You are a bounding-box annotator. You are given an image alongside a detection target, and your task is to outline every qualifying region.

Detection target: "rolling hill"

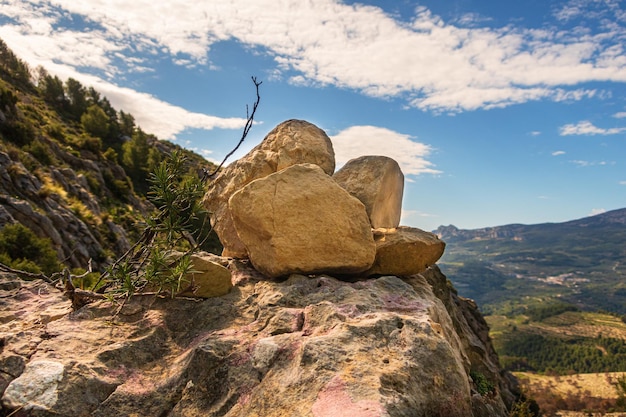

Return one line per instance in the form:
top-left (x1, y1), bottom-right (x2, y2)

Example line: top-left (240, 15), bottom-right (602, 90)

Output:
top-left (435, 208), bottom-right (626, 315)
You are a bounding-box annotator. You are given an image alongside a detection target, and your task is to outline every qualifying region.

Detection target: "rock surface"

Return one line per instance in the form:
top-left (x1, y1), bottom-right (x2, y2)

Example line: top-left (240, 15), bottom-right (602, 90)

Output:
top-left (229, 164), bottom-right (375, 278)
top-left (0, 142), bottom-right (149, 270)
top-left (0, 264), bottom-right (518, 417)
top-left (203, 120), bottom-right (336, 258)
top-left (333, 155), bottom-right (404, 229)
top-left (366, 227), bottom-right (446, 277)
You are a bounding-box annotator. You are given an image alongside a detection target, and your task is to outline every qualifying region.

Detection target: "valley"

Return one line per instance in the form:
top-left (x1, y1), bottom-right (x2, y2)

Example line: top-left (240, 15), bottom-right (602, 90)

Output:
top-left (438, 213), bottom-right (626, 414)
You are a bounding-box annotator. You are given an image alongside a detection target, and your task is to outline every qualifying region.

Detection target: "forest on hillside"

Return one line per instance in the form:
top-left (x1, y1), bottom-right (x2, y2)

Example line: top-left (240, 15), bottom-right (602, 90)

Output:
top-left (0, 38), bottom-right (222, 281)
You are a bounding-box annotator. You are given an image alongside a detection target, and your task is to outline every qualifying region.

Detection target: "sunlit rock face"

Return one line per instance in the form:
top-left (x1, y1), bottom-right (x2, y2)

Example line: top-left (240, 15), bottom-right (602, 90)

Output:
top-left (0, 263), bottom-right (516, 417)
top-left (229, 163), bottom-right (375, 278)
top-left (333, 155), bottom-right (404, 229)
top-left (202, 119), bottom-right (335, 258)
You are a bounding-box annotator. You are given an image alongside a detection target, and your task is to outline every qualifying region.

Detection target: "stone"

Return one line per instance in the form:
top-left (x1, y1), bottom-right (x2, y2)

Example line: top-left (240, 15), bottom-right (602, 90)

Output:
top-left (333, 155), bottom-right (404, 228)
top-left (0, 265), bottom-right (516, 417)
top-left (178, 253), bottom-right (233, 298)
top-left (365, 226), bottom-right (446, 276)
top-left (2, 360), bottom-right (64, 412)
top-left (202, 120), bottom-right (336, 258)
top-left (228, 163), bottom-right (376, 278)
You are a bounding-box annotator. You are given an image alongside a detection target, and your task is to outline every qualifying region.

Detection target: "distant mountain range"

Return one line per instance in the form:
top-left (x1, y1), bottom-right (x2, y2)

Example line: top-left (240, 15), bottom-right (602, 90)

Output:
top-left (434, 208), bottom-right (626, 315)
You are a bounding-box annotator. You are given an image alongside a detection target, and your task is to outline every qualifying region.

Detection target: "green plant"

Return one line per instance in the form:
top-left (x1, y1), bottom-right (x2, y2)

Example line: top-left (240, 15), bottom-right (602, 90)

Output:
top-left (98, 150), bottom-right (209, 297)
top-left (615, 375), bottom-right (626, 410)
top-left (470, 370), bottom-right (495, 396)
top-left (509, 399), bottom-right (540, 417)
top-left (0, 223), bottom-right (62, 275)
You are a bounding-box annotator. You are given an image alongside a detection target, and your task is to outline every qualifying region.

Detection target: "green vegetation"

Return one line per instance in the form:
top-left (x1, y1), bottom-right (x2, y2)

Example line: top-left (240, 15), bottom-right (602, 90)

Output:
top-left (0, 223), bottom-right (62, 275)
top-left (439, 211), bottom-right (626, 316)
top-left (469, 370), bottom-right (495, 396)
top-left (498, 332), bottom-right (626, 374)
top-left (0, 37), bottom-right (221, 282)
top-left (616, 375), bottom-right (626, 410)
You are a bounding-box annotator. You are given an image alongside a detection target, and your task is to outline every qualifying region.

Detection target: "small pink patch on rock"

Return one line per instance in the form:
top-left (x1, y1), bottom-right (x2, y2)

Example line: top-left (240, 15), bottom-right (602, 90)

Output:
top-left (312, 375), bottom-right (383, 417)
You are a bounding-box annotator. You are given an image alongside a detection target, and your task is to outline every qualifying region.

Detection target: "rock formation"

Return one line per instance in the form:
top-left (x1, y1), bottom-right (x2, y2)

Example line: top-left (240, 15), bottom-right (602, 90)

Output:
top-left (333, 155), bottom-right (404, 229)
top-left (0, 140), bottom-right (149, 271)
top-left (0, 261), bottom-right (518, 416)
top-left (177, 252), bottom-right (233, 298)
top-left (202, 119), bottom-right (335, 258)
top-left (229, 163), bottom-right (375, 278)
top-left (205, 119), bottom-right (444, 278)
top-left (366, 227), bottom-right (446, 277)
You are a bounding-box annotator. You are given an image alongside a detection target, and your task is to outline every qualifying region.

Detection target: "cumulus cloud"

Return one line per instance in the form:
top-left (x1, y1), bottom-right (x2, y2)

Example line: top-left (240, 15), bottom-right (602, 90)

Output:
top-left (2, 0), bottom-right (626, 114)
top-left (330, 125), bottom-right (440, 177)
top-left (552, 150), bottom-right (566, 156)
top-left (559, 120), bottom-right (626, 136)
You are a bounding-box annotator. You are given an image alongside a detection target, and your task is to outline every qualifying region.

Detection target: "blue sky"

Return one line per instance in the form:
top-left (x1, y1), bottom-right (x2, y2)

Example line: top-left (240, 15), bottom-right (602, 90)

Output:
top-left (1, 0), bottom-right (625, 231)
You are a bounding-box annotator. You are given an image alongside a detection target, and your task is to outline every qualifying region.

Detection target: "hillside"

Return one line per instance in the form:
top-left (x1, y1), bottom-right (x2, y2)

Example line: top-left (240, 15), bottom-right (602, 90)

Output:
top-left (435, 208), bottom-right (626, 315)
top-left (0, 38), bottom-right (219, 275)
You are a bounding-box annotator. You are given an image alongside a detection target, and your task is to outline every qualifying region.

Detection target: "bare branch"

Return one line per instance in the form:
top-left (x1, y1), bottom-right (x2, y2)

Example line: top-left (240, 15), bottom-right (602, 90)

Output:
top-left (0, 261), bottom-right (55, 283)
top-left (202, 76), bottom-right (262, 181)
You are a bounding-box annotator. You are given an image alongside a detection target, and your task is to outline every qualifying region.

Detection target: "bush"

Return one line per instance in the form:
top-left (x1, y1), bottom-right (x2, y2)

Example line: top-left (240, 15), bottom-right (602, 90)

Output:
top-left (470, 370), bottom-right (495, 396)
top-left (24, 138), bottom-right (52, 165)
top-left (0, 223), bottom-right (61, 275)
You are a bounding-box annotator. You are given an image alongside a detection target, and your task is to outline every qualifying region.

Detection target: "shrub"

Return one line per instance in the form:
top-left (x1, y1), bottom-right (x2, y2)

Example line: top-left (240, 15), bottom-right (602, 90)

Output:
top-left (0, 223), bottom-right (61, 275)
top-left (470, 370), bottom-right (495, 396)
top-left (102, 151), bottom-right (210, 297)
top-left (24, 138), bottom-right (52, 165)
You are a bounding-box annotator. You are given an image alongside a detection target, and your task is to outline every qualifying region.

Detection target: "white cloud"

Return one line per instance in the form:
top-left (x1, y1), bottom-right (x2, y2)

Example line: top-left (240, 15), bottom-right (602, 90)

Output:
top-left (589, 208), bottom-right (606, 216)
top-left (0, 10), bottom-right (248, 140)
top-left (330, 125), bottom-right (440, 176)
top-left (552, 150), bottom-right (566, 156)
top-left (569, 159), bottom-right (612, 167)
top-left (620, 180), bottom-right (626, 185)
top-left (559, 120), bottom-right (626, 136)
top-left (614, 112), bottom-right (626, 118)
top-left (529, 131), bottom-right (542, 136)
top-left (2, 0), bottom-right (626, 114)
top-left (400, 209), bottom-right (438, 225)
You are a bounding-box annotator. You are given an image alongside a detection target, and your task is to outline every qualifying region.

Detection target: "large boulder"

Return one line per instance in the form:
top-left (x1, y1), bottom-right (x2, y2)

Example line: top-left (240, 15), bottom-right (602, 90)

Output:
top-left (228, 163), bottom-right (375, 278)
top-left (365, 226), bottom-right (446, 276)
top-left (0, 264), bottom-right (516, 417)
top-left (333, 155), bottom-right (404, 228)
top-left (202, 120), bottom-right (336, 258)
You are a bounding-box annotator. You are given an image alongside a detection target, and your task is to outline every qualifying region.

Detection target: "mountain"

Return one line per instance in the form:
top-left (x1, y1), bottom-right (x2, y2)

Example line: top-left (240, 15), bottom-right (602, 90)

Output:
top-left (0, 38), bottom-right (219, 274)
top-left (435, 208), bottom-right (626, 315)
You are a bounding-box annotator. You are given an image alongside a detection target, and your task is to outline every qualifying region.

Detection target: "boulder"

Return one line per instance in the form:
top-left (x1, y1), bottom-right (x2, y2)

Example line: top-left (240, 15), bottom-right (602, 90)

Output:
top-left (178, 252), bottom-right (233, 298)
top-left (228, 163), bottom-right (375, 278)
top-left (365, 226), bottom-right (445, 276)
top-left (333, 155), bottom-right (404, 228)
top-left (203, 120), bottom-right (336, 258)
top-left (0, 264), bottom-right (516, 417)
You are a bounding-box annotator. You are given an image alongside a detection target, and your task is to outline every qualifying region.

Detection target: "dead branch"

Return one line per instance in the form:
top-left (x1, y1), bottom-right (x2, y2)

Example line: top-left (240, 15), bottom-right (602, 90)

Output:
top-left (202, 76), bottom-right (262, 181)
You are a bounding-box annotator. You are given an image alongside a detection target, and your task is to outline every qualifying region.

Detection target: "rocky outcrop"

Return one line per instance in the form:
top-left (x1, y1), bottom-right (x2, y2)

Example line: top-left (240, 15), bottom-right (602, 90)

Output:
top-left (0, 261), bottom-right (518, 417)
top-left (229, 164), bottom-right (375, 278)
top-left (203, 120), bottom-right (335, 258)
top-left (366, 227), bottom-right (445, 277)
top-left (333, 155), bottom-right (404, 229)
top-left (205, 120), bottom-right (443, 278)
top-left (0, 144), bottom-right (149, 270)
